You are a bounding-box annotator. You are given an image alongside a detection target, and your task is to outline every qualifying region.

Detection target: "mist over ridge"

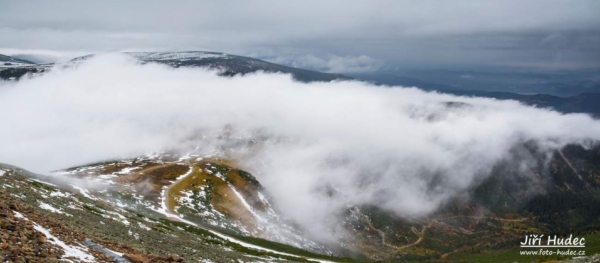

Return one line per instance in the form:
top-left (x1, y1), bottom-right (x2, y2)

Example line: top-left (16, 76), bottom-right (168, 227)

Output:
top-left (1, 53), bottom-right (600, 243)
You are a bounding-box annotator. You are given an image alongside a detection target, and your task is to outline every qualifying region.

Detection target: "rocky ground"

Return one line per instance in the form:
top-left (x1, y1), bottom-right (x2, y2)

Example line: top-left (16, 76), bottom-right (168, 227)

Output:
top-left (0, 187), bottom-right (193, 263)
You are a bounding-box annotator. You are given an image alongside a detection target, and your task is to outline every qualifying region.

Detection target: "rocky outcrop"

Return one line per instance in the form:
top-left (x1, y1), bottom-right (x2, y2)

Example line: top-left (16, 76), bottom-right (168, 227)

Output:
top-left (0, 189), bottom-right (63, 262)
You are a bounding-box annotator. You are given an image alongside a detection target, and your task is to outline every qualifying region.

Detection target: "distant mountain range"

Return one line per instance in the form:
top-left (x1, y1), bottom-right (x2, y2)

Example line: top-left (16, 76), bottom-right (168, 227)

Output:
top-left (352, 70), bottom-right (600, 97)
top-left (1, 52), bottom-right (599, 117)
top-left (353, 72), bottom-right (600, 117)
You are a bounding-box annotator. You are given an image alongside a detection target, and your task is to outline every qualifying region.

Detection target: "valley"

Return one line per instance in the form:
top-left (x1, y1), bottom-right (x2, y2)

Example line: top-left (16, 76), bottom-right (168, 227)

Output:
top-left (3, 139), bottom-right (600, 262)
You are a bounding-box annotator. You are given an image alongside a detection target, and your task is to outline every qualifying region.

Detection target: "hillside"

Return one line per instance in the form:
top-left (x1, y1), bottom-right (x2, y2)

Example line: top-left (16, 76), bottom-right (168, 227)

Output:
top-left (0, 161), bottom-right (351, 263)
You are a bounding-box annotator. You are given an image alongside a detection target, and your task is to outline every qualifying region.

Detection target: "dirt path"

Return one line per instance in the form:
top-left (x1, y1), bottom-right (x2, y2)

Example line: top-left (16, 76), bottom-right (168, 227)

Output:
top-left (163, 162), bottom-right (195, 213)
top-left (115, 162), bottom-right (180, 183)
top-left (355, 208), bottom-right (398, 249)
top-left (438, 215), bottom-right (528, 222)
top-left (396, 221), bottom-right (433, 250)
top-left (353, 207), bottom-right (432, 251)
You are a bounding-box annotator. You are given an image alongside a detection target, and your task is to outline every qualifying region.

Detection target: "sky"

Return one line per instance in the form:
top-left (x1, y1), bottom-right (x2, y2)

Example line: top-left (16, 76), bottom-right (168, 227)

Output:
top-left (1, 0), bottom-right (599, 71)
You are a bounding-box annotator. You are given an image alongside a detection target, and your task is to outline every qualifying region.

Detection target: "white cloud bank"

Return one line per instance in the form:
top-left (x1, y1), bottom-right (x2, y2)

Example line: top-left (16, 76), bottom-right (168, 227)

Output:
top-left (1, 54), bottom-right (600, 242)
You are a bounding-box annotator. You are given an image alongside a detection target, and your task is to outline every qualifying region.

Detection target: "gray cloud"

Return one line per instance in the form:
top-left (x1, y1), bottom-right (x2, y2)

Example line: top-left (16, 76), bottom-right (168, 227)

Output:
top-left (0, 0), bottom-right (599, 70)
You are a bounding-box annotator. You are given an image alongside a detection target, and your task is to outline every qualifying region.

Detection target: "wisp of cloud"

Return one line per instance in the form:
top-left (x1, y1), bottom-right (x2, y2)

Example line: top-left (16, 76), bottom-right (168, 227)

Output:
top-left (1, 54), bottom-right (599, 242)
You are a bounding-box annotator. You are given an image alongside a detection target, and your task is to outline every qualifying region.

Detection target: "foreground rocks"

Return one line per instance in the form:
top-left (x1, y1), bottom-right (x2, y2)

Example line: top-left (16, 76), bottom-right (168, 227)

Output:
top-left (124, 253), bottom-right (184, 263)
top-left (0, 188), bottom-right (187, 262)
top-left (0, 189), bottom-right (63, 262)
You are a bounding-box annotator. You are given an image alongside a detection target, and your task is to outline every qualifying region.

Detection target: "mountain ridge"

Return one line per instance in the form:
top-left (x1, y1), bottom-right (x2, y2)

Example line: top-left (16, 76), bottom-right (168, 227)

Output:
top-left (70, 51), bottom-right (352, 83)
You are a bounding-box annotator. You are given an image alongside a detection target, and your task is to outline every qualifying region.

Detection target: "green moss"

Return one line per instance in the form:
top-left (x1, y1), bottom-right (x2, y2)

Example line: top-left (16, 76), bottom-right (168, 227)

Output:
top-left (237, 170), bottom-right (261, 187)
top-left (28, 180), bottom-right (57, 191)
top-left (83, 205), bottom-right (104, 216)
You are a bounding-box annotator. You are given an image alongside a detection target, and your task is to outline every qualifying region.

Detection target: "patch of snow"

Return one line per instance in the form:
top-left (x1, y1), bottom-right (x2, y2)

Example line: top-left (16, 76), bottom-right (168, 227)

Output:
top-left (98, 174), bottom-right (119, 180)
top-left (207, 229), bottom-right (299, 258)
top-left (29, 178), bottom-right (58, 187)
top-left (228, 183), bottom-right (265, 223)
top-left (114, 167), bottom-right (140, 175)
top-left (10, 193), bottom-right (26, 199)
top-left (71, 185), bottom-right (98, 200)
top-left (105, 211), bottom-right (130, 226)
top-left (106, 248), bottom-right (124, 257)
top-left (13, 210), bottom-right (25, 218)
top-left (214, 172), bottom-right (226, 181)
top-left (111, 199), bottom-right (128, 208)
top-left (39, 202), bottom-right (71, 216)
top-left (138, 222), bottom-right (151, 231)
top-left (33, 224), bottom-right (96, 262)
top-left (174, 166), bottom-right (194, 181)
top-left (66, 202), bottom-right (83, 210)
top-left (50, 190), bottom-right (71, 198)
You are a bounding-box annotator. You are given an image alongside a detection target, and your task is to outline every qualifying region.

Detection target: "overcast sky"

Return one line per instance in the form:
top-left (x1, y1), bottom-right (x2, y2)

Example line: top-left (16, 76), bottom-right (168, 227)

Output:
top-left (1, 0), bottom-right (599, 71)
